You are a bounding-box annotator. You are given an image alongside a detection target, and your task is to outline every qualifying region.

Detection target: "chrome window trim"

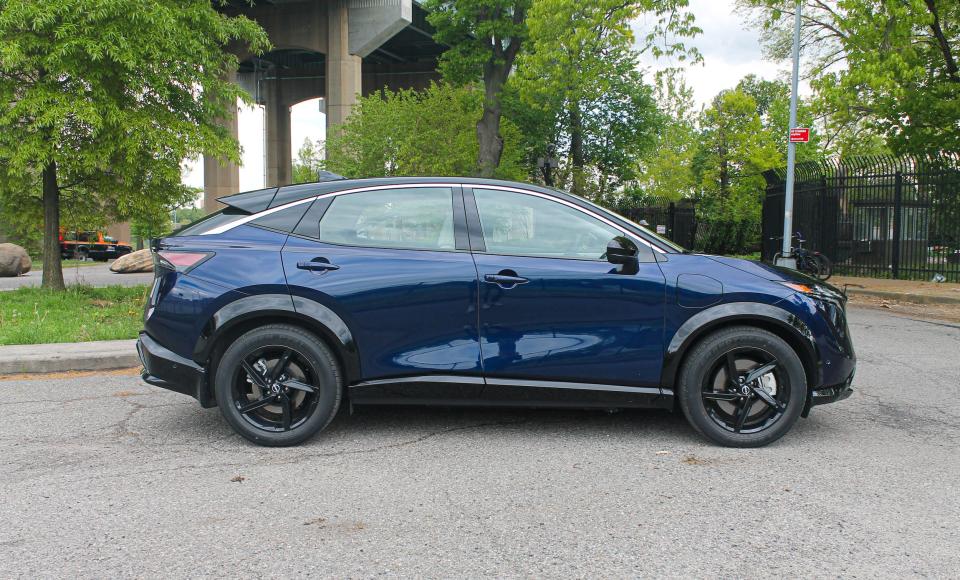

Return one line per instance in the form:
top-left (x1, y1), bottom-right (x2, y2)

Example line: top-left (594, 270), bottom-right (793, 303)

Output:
top-left (202, 182), bottom-right (666, 253)
top-left (200, 183), bottom-right (462, 236)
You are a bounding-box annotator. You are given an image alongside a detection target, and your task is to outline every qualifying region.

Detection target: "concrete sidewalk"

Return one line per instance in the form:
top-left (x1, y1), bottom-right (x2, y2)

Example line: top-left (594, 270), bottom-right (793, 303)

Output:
top-left (831, 275), bottom-right (960, 305)
top-left (0, 339), bottom-right (139, 375)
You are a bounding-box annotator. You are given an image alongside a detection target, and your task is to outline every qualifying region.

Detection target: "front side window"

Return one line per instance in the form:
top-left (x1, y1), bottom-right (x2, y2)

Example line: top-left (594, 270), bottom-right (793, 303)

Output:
top-left (473, 188), bottom-right (620, 260)
top-left (318, 187), bottom-right (456, 251)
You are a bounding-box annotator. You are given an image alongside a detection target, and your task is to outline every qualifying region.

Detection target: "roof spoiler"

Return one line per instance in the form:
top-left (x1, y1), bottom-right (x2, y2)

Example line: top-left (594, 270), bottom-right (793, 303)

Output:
top-left (216, 172), bottom-right (348, 214)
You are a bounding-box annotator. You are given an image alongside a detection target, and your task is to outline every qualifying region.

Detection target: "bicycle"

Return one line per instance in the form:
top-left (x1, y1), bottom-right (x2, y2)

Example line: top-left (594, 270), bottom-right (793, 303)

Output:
top-left (772, 232), bottom-right (833, 281)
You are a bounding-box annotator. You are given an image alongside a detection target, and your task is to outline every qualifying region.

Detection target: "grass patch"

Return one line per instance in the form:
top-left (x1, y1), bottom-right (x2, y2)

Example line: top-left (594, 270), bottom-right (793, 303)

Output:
top-left (0, 285), bottom-right (148, 345)
top-left (723, 252), bottom-right (762, 261)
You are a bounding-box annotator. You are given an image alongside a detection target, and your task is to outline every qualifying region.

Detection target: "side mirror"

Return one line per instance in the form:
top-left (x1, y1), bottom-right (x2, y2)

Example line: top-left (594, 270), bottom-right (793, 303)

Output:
top-left (606, 236), bottom-right (639, 268)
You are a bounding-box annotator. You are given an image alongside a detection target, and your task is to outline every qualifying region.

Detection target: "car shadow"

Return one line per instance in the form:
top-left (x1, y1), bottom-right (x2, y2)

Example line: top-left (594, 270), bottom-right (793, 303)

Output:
top-left (307, 404), bottom-right (701, 447)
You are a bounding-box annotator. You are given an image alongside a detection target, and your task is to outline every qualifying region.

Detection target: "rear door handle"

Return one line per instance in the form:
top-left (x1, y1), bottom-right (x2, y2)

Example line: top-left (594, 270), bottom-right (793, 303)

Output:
top-left (484, 273), bottom-right (529, 288)
top-left (297, 260), bottom-right (340, 272)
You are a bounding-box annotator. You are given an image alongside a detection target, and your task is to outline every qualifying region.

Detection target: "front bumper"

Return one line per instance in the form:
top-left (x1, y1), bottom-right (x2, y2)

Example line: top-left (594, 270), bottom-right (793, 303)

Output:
top-left (137, 332), bottom-right (214, 407)
top-left (802, 368), bottom-right (854, 416)
top-left (811, 378), bottom-right (854, 406)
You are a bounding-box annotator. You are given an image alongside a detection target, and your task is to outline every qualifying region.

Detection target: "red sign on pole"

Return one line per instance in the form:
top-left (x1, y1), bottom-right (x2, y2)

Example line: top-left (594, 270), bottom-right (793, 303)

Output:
top-left (789, 127), bottom-right (810, 143)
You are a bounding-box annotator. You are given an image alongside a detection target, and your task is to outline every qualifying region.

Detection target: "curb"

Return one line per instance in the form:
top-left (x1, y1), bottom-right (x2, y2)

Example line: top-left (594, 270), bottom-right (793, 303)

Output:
top-left (844, 287), bottom-right (960, 306)
top-left (0, 339), bottom-right (140, 375)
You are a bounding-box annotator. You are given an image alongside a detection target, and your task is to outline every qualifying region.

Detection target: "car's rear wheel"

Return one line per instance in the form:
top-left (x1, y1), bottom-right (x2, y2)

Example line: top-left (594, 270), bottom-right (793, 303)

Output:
top-left (214, 324), bottom-right (341, 446)
top-left (678, 326), bottom-right (807, 447)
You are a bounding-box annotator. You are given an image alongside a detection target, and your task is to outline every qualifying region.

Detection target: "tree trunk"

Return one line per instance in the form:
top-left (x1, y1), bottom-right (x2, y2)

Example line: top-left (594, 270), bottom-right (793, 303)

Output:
top-left (569, 102), bottom-right (585, 195)
top-left (41, 161), bottom-right (65, 291)
top-left (477, 62), bottom-right (507, 178)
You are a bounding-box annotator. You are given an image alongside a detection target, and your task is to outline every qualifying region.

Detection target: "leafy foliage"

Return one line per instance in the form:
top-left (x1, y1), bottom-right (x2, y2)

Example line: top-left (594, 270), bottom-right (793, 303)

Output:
top-left (515, 0), bottom-right (665, 195)
top-left (424, 0), bottom-right (532, 176)
top-left (693, 89), bottom-right (783, 222)
top-left (741, 0), bottom-right (959, 156)
top-left (292, 138), bottom-right (324, 184)
top-left (324, 82), bottom-right (526, 180)
top-left (0, 0), bottom-right (268, 288)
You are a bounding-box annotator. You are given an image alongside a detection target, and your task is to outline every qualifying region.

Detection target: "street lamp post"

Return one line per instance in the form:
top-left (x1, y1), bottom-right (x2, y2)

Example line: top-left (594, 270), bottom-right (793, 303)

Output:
top-left (776, 0), bottom-right (803, 269)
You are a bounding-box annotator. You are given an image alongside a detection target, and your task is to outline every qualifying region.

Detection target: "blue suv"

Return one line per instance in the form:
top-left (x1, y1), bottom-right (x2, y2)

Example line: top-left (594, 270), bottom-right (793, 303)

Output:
top-left (138, 177), bottom-right (855, 447)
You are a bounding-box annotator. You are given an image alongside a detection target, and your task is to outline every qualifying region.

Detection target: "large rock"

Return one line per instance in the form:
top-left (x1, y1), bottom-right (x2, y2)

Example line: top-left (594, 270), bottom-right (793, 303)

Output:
top-left (0, 243), bottom-right (31, 277)
top-left (110, 248), bottom-right (153, 273)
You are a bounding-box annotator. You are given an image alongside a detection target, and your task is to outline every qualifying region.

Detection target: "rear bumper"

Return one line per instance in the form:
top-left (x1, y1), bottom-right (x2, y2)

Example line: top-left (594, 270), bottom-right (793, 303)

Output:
top-left (137, 332), bottom-right (214, 407)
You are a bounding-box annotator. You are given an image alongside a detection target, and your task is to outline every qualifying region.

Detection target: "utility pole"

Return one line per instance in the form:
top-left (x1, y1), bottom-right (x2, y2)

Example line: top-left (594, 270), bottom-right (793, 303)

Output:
top-left (776, 0), bottom-right (803, 269)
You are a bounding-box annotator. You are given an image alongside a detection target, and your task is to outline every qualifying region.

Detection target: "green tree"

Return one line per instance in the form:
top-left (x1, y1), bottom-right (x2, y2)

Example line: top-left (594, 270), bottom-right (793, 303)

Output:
top-left (694, 89), bottom-right (782, 221)
top-left (735, 75), bottom-right (823, 161)
top-left (292, 138), bottom-right (324, 183)
top-left (424, 0), bottom-right (531, 177)
top-left (516, 0), bottom-right (667, 195)
top-left (636, 69), bottom-right (700, 201)
top-left (741, 0), bottom-right (959, 156)
top-left (324, 82), bottom-right (526, 180)
top-left (0, 0), bottom-right (267, 289)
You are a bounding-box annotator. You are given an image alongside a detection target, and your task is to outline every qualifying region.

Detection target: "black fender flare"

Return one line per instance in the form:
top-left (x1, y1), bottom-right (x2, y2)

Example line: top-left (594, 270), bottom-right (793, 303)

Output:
top-left (193, 293), bottom-right (361, 383)
top-left (660, 301), bottom-right (820, 391)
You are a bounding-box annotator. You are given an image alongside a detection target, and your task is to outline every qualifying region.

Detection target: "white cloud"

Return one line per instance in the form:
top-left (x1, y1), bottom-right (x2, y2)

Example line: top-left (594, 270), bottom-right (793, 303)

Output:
top-left (635, 0), bottom-right (804, 107)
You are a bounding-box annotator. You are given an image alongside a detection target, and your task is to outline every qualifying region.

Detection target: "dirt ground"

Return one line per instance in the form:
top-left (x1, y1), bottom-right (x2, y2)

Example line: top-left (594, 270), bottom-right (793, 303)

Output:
top-left (847, 293), bottom-right (960, 324)
top-left (832, 275), bottom-right (960, 302)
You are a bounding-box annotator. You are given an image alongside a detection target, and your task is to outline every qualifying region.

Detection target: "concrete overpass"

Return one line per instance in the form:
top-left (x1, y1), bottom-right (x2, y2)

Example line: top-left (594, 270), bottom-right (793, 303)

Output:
top-left (204, 0), bottom-right (444, 211)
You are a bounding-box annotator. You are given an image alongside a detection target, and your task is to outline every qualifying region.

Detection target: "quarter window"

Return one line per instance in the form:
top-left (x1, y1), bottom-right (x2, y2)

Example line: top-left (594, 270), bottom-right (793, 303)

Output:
top-left (250, 202), bottom-right (311, 233)
top-left (318, 188), bottom-right (456, 251)
top-left (473, 188), bottom-right (621, 259)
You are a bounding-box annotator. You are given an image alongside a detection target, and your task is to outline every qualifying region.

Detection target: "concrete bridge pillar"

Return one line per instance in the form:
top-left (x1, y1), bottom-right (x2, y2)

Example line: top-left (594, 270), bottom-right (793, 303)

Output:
top-left (326, 0), bottom-right (362, 134)
top-left (265, 73), bottom-right (293, 187)
top-left (203, 69), bottom-right (240, 213)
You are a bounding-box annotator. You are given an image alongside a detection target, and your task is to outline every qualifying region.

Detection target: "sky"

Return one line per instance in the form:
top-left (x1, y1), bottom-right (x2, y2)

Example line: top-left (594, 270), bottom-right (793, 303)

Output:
top-left (637, 0), bottom-right (791, 105)
top-left (182, 0), bottom-right (792, 197)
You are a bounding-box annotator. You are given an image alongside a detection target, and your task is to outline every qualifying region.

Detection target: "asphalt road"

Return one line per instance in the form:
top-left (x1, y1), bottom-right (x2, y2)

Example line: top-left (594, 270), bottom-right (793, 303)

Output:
top-left (1, 307), bottom-right (958, 578)
top-left (0, 263), bottom-right (153, 290)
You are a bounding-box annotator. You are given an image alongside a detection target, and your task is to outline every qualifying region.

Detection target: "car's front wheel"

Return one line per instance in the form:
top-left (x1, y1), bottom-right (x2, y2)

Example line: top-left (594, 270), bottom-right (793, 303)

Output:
top-left (678, 326), bottom-right (807, 447)
top-left (214, 324), bottom-right (342, 446)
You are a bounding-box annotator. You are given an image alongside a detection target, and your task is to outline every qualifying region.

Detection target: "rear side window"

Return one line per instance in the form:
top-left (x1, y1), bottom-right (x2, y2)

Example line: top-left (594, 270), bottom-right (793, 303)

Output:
top-left (250, 202), bottom-right (311, 233)
top-left (173, 208), bottom-right (248, 237)
top-left (317, 188), bottom-right (455, 251)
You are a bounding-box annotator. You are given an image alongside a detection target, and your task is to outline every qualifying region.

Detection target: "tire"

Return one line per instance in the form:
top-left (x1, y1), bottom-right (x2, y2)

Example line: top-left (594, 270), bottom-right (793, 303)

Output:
top-left (74, 247), bottom-right (89, 261)
top-left (814, 254), bottom-right (832, 281)
top-left (678, 326), bottom-right (807, 448)
top-left (214, 324), bottom-right (342, 447)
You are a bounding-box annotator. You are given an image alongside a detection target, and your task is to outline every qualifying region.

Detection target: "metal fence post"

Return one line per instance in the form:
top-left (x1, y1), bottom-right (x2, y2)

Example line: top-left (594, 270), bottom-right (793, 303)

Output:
top-left (668, 202), bottom-right (676, 240)
top-left (892, 171), bottom-right (903, 279)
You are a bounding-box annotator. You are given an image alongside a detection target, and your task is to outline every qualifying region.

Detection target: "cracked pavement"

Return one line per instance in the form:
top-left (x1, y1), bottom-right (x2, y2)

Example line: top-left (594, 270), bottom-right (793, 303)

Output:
top-left (1, 307), bottom-right (958, 578)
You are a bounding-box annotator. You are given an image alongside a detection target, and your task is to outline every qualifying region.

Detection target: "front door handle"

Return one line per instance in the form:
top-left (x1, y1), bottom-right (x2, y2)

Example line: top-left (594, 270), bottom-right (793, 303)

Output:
top-left (297, 259), bottom-right (340, 272)
top-left (484, 272), bottom-right (529, 288)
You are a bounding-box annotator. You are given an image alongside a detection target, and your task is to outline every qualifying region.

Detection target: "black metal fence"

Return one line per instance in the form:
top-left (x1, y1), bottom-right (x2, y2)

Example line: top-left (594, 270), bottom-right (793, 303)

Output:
top-left (600, 197), bottom-right (759, 255)
top-left (616, 200), bottom-right (698, 249)
top-left (763, 155), bottom-right (960, 281)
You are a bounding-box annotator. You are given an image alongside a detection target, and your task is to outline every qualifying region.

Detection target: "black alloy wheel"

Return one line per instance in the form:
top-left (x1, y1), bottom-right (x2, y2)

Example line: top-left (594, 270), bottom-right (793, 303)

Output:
top-left (678, 326), bottom-right (807, 447)
top-left (700, 348), bottom-right (788, 434)
top-left (215, 324), bottom-right (341, 446)
top-left (232, 346), bottom-right (319, 432)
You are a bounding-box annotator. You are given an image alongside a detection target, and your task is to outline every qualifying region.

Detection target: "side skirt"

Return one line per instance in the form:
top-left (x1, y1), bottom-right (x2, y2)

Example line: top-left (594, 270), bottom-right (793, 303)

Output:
top-left (349, 375), bottom-right (673, 410)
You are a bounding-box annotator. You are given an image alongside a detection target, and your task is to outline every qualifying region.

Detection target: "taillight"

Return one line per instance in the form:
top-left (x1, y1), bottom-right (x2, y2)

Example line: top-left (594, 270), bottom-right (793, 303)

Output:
top-left (157, 251), bottom-right (213, 273)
